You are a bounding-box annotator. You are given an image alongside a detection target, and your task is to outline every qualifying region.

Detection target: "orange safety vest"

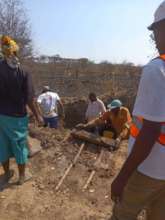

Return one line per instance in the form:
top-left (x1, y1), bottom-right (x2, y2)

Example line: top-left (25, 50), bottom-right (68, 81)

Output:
top-left (130, 55), bottom-right (165, 146)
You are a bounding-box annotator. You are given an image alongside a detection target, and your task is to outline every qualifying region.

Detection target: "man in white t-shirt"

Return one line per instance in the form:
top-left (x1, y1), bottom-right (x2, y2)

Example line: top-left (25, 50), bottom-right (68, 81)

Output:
top-left (110, 2), bottom-right (165, 220)
top-left (85, 93), bottom-right (106, 122)
top-left (37, 86), bottom-right (64, 128)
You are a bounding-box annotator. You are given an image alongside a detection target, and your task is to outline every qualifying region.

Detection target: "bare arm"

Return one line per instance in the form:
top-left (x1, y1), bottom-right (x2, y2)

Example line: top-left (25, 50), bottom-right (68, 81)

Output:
top-left (99, 100), bottom-right (106, 114)
top-left (118, 124), bottom-right (130, 140)
top-left (118, 110), bottom-right (132, 140)
top-left (27, 98), bottom-right (42, 122)
top-left (57, 100), bottom-right (64, 117)
top-left (76, 117), bottom-right (104, 129)
top-left (24, 72), bottom-right (42, 123)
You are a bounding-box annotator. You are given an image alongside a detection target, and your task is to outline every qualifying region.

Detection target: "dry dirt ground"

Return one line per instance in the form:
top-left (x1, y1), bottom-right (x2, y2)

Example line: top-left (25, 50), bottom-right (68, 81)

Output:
top-left (0, 126), bottom-right (144, 220)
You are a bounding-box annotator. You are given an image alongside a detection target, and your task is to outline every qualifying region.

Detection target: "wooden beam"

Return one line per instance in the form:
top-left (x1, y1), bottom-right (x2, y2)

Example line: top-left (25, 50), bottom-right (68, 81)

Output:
top-left (71, 129), bottom-right (115, 148)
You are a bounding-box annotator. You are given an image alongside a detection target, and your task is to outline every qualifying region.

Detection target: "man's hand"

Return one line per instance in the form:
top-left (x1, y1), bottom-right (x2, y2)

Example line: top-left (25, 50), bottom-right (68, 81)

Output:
top-left (28, 99), bottom-right (44, 126)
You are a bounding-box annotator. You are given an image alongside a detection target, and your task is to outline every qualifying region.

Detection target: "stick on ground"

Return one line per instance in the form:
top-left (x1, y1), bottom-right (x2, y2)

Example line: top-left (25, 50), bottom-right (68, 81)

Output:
top-left (61, 130), bottom-right (74, 143)
top-left (83, 148), bottom-right (104, 191)
top-left (55, 142), bottom-right (85, 191)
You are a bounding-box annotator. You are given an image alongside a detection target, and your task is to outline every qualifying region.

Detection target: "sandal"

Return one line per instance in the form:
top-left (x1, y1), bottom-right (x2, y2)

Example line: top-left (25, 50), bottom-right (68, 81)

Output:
top-left (17, 174), bottom-right (32, 185)
top-left (3, 169), bottom-right (14, 183)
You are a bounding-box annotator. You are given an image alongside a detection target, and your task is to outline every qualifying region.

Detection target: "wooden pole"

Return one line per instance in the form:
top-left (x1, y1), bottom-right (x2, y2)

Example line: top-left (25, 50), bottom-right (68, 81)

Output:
top-left (83, 170), bottom-right (96, 190)
top-left (62, 132), bottom-right (71, 143)
top-left (83, 148), bottom-right (104, 191)
top-left (55, 142), bottom-right (85, 191)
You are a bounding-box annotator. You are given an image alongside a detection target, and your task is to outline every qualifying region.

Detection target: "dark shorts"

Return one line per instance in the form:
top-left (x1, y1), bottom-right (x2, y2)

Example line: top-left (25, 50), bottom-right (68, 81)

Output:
top-left (44, 116), bottom-right (59, 128)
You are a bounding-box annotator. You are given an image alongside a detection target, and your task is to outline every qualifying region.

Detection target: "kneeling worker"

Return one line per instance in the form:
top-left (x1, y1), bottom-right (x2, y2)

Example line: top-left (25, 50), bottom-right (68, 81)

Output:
top-left (77, 99), bottom-right (132, 147)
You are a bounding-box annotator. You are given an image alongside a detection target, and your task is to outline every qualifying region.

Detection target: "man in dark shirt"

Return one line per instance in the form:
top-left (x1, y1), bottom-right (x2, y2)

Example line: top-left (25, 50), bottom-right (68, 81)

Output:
top-left (0, 35), bottom-right (42, 185)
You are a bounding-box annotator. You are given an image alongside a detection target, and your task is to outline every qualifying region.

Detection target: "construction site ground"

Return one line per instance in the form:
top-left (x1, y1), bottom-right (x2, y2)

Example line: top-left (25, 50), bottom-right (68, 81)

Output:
top-left (0, 126), bottom-right (144, 220)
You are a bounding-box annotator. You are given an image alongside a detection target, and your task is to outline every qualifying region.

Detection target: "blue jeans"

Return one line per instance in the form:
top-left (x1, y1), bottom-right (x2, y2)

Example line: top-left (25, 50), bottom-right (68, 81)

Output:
top-left (43, 116), bottom-right (59, 128)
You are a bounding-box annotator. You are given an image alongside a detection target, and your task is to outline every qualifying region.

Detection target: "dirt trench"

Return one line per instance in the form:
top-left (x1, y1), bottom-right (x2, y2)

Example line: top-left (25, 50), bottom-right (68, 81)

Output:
top-left (63, 93), bottom-right (135, 129)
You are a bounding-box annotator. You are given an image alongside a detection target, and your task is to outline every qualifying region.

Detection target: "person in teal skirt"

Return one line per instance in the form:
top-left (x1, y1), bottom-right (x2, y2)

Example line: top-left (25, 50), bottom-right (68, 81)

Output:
top-left (0, 36), bottom-right (43, 185)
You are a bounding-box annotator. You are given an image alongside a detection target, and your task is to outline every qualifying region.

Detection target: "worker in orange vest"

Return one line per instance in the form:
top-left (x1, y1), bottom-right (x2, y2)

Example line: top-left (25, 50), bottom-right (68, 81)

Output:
top-left (110, 1), bottom-right (165, 220)
top-left (77, 99), bottom-right (131, 148)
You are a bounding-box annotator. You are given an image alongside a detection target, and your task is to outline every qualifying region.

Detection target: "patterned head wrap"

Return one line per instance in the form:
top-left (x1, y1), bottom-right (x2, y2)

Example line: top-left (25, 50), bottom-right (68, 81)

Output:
top-left (1, 35), bottom-right (19, 58)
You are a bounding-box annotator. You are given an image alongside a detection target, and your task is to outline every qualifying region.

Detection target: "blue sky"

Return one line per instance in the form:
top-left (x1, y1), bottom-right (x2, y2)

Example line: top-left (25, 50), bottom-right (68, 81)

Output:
top-left (24, 0), bottom-right (162, 64)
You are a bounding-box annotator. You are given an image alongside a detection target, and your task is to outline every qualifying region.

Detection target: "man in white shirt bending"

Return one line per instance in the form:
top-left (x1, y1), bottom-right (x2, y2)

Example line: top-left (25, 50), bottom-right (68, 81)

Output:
top-left (85, 92), bottom-right (106, 122)
top-left (110, 1), bottom-right (165, 220)
top-left (37, 86), bottom-right (64, 128)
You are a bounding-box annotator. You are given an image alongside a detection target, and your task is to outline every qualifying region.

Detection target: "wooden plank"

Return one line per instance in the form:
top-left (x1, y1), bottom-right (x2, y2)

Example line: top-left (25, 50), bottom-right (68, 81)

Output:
top-left (72, 143), bottom-right (85, 165)
top-left (55, 143), bottom-right (85, 191)
top-left (71, 129), bottom-right (115, 148)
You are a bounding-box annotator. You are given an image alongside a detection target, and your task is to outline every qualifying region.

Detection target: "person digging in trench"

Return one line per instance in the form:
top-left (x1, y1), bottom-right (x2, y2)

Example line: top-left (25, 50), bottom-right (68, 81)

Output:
top-left (76, 99), bottom-right (132, 149)
top-left (85, 92), bottom-right (106, 122)
top-left (37, 86), bottom-right (65, 129)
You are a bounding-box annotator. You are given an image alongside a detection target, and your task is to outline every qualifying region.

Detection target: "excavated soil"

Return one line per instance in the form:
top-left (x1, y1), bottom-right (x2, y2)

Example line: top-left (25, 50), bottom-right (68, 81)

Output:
top-left (0, 125), bottom-right (145, 220)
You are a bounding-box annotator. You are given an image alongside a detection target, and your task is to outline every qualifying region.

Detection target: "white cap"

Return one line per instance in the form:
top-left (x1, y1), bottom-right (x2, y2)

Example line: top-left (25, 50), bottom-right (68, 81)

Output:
top-left (148, 1), bottom-right (165, 30)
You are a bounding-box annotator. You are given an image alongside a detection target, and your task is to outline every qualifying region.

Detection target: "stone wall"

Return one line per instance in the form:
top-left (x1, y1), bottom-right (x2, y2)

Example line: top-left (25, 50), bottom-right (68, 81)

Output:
top-left (24, 61), bottom-right (142, 127)
top-left (33, 70), bottom-right (140, 100)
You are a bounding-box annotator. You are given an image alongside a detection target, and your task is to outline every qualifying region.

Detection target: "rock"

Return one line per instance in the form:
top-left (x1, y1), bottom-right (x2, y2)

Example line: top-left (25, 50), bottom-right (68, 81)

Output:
top-left (38, 184), bottom-right (45, 190)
